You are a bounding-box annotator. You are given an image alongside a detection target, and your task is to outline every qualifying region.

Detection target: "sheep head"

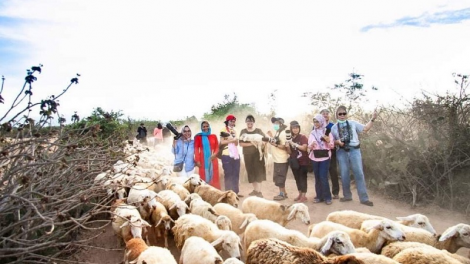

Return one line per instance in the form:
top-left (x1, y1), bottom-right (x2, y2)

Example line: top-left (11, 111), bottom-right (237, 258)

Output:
top-left (439, 223), bottom-right (470, 247)
top-left (320, 231), bottom-right (356, 256)
top-left (211, 231), bottom-right (241, 259)
top-left (217, 191), bottom-right (239, 208)
top-left (365, 219), bottom-right (406, 242)
top-left (396, 214), bottom-right (436, 235)
top-left (286, 203), bottom-right (311, 225)
top-left (239, 214), bottom-right (258, 230)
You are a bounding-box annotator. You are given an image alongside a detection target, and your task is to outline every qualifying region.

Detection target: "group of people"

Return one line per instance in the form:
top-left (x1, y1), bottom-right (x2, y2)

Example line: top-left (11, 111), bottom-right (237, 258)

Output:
top-left (144, 105), bottom-right (378, 206)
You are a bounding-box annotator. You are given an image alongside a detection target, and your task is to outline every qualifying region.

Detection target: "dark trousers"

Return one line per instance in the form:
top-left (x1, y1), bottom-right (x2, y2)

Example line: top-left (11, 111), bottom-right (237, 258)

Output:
top-left (329, 150), bottom-right (340, 196)
top-left (291, 165), bottom-right (308, 193)
top-left (222, 155), bottom-right (241, 194)
top-left (313, 159), bottom-right (332, 201)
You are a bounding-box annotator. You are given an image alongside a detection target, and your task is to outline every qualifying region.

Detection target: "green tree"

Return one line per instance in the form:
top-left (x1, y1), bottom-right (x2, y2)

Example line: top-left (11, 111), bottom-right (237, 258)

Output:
top-left (202, 93), bottom-right (257, 121)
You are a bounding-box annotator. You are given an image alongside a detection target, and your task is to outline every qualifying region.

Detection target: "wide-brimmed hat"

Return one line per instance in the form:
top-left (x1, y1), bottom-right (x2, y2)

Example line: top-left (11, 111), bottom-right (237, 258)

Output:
top-left (290, 120), bottom-right (300, 127)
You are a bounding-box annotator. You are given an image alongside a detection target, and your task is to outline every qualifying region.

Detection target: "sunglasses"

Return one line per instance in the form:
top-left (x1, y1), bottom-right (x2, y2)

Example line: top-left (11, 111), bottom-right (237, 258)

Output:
top-left (183, 130), bottom-right (191, 132)
top-left (338, 112), bottom-right (347, 116)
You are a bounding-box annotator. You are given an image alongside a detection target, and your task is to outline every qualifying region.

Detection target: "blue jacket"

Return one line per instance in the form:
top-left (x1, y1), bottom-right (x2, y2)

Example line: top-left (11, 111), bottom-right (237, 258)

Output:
top-left (172, 139), bottom-right (195, 172)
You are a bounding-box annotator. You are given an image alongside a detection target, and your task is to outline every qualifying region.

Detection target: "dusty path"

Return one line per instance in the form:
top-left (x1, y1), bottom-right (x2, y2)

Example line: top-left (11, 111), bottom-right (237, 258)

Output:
top-left (74, 171), bottom-right (470, 264)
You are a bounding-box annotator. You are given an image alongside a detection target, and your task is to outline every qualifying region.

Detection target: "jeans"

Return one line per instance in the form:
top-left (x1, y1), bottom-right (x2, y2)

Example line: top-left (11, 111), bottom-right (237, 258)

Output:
top-left (222, 155), bottom-right (241, 194)
top-left (312, 159), bottom-right (331, 201)
top-left (336, 148), bottom-right (369, 202)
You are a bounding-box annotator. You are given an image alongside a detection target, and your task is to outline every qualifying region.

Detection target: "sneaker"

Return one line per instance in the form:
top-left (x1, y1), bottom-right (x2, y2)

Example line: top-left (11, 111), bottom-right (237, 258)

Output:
top-left (325, 200), bottom-right (332, 205)
top-left (339, 197), bottom-right (353, 202)
top-left (361, 200), bottom-right (374, 206)
top-left (248, 190), bottom-right (258, 196)
top-left (313, 198), bottom-right (324, 203)
top-left (255, 191), bottom-right (264, 198)
top-left (298, 196), bottom-right (308, 203)
top-left (332, 195), bottom-right (339, 199)
top-left (273, 193), bottom-right (287, 201)
top-left (237, 194), bottom-right (244, 198)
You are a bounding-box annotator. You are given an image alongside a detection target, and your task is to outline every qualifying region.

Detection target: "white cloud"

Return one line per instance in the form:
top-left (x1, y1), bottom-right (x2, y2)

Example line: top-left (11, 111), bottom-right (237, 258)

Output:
top-left (0, 0), bottom-right (469, 123)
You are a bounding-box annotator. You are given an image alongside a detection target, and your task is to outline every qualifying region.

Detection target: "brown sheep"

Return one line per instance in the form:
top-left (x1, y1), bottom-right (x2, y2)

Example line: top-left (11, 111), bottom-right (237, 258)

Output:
top-left (124, 237), bottom-right (148, 264)
top-left (195, 185), bottom-right (239, 208)
top-left (246, 238), bottom-right (364, 264)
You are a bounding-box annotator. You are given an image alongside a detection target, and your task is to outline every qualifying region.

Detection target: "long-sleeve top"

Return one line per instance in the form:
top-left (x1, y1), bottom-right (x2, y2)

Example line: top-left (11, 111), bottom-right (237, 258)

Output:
top-left (172, 139), bottom-right (195, 172)
top-left (153, 128), bottom-right (163, 139)
top-left (308, 133), bottom-right (334, 162)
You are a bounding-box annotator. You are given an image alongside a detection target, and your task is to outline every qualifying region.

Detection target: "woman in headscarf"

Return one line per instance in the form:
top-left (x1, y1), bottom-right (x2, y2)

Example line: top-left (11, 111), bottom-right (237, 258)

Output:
top-left (171, 125), bottom-right (195, 178)
top-left (194, 121), bottom-right (220, 189)
top-left (308, 114), bottom-right (335, 205)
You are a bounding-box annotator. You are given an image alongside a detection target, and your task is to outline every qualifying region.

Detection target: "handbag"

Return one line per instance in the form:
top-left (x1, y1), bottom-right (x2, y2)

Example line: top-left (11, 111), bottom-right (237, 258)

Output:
top-left (173, 162), bottom-right (184, 172)
top-left (289, 156), bottom-right (300, 170)
top-left (313, 149), bottom-right (329, 158)
top-left (173, 140), bottom-right (190, 172)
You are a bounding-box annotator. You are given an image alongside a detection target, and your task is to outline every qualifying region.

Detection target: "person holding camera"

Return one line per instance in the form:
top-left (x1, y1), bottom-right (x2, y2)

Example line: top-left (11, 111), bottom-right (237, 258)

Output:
top-left (331, 105), bottom-right (377, 207)
top-left (171, 125), bottom-right (195, 178)
top-left (137, 123), bottom-right (148, 145)
top-left (286, 120), bottom-right (309, 203)
top-left (219, 114), bottom-right (242, 197)
top-left (267, 117), bottom-right (290, 201)
top-left (239, 114), bottom-right (266, 198)
top-left (194, 121), bottom-right (220, 189)
top-left (320, 109), bottom-right (340, 199)
top-left (308, 114), bottom-right (335, 205)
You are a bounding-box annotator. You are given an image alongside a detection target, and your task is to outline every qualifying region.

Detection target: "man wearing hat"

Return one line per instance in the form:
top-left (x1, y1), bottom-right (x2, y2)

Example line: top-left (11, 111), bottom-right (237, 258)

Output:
top-left (267, 117), bottom-right (290, 200)
top-left (220, 114), bottom-right (242, 197)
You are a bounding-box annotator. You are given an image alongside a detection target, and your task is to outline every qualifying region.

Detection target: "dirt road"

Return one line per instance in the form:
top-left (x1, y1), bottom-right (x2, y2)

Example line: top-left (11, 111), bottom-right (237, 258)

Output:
top-left (74, 172), bottom-right (470, 263)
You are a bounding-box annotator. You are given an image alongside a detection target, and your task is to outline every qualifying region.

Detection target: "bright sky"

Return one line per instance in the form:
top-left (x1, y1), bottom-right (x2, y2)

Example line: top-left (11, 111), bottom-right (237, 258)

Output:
top-left (0, 0), bottom-right (469, 124)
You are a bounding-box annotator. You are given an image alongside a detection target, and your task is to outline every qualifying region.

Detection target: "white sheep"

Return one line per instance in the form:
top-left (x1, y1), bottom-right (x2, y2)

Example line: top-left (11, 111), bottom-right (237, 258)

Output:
top-left (376, 222), bottom-right (470, 253)
top-left (326, 210), bottom-right (436, 235)
top-left (214, 215), bottom-right (232, 231)
top-left (392, 246), bottom-right (462, 264)
top-left (189, 196), bottom-right (220, 223)
top-left (166, 183), bottom-right (190, 201)
top-left (195, 184), bottom-right (239, 207)
top-left (239, 133), bottom-right (265, 160)
top-left (112, 205), bottom-right (151, 247)
top-left (241, 196), bottom-right (311, 226)
top-left (156, 190), bottom-right (189, 220)
top-left (127, 186), bottom-right (160, 220)
top-left (309, 220), bottom-right (405, 253)
top-left (184, 193), bottom-right (202, 206)
top-left (149, 201), bottom-right (173, 248)
top-left (243, 219), bottom-right (356, 256)
top-left (381, 241), bottom-right (470, 264)
top-left (135, 246), bottom-right (177, 264)
top-left (213, 202), bottom-right (258, 234)
top-left (182, 173), bottom-right (205, 193)
top-left (172, 214), bottom-right (241, 259)
top-left (246, 238), bottom-right (363, 264)
top-left (179, 236), bottom-right (223, 264)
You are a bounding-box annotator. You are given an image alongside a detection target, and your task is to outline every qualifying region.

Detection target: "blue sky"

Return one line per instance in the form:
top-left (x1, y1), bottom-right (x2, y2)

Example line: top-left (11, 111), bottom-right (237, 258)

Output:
top-left (0, 0), bottom-right (469, 124)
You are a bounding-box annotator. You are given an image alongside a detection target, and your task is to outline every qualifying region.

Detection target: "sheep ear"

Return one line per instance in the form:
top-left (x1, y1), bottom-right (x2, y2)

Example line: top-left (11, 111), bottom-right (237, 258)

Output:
top-left (209, 208), bottom-right (218, 216)
top-left (320, 236), bottom-right (334, 255)
top-left (142, 220), bottom-right (151, 228)
top-left (280, 205), bottom-right (286, 211)
top-left (169, 203), bottom-right (177, 210)
top-left (287, 207), bottom-right (297, 221)
top-left (239, 218), bottom-right (249, 229)
top-left (217, 192), bottom-right (228, 203)
top-left (155, 219), bottom-right (163, 227)
top-left (211, 237), bottom-right (224, 247)
top-left (439, 225), bottom-right (459, 241)
top-left (120, 221), bottom-right (130, 228)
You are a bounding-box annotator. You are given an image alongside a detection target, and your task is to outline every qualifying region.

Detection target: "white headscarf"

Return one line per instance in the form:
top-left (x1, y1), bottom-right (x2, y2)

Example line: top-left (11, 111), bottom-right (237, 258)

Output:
top-left (310, 114), bottom-right (327, 145)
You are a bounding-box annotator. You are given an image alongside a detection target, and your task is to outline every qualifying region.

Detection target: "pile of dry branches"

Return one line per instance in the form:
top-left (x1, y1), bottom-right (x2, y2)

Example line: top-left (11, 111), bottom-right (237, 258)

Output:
top-left (0, 126), bottom-right (125, 263)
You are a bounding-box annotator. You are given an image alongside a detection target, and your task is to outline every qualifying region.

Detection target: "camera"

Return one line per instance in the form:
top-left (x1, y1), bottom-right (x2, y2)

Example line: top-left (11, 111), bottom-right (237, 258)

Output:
top-left (340, 138), bottom-right (350, 151)
top-left (262, 136), bottom-right (280, 145)
top-left (321, 127), bottom-right (331, 142)
top-left (285, 130), bottom-right (292, 141)
top-left (166, 122), bottom-right (182, 140)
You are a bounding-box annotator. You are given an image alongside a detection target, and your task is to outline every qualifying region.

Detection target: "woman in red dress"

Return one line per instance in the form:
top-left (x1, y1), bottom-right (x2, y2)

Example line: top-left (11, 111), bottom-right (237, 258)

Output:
top-left (194, 121), bottom-right (220, 189)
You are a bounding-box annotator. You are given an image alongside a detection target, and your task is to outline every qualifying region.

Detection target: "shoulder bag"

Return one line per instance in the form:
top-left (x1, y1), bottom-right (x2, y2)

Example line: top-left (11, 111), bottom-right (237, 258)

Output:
top-left (173, 141), bottom-right (190, 172)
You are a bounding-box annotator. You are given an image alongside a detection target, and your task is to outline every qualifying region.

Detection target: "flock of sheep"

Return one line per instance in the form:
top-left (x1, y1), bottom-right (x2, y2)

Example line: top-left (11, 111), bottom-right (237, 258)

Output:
top-left (93, 140), bottom-right (470, 264)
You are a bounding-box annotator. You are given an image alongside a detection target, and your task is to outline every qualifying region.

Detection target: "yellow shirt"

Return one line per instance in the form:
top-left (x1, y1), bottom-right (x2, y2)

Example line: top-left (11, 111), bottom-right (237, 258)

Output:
top-left (220, 127), bottom-right (237, 156)
top-left (270, 130), bottom-right (289, 163)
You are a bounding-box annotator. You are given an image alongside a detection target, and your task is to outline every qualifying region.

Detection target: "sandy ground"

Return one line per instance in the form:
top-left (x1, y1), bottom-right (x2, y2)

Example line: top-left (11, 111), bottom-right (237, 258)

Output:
top-left (73, 169), bottom-right (470, 264)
